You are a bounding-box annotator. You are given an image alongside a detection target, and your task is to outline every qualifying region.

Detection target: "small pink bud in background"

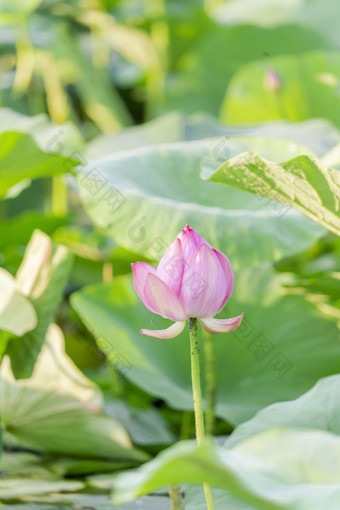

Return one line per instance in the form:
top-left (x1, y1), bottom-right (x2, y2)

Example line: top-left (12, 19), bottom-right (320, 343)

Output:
top-left (132, 225), bottom-right (243, 339)
top-left (264, 68), bottom-right (281, 93)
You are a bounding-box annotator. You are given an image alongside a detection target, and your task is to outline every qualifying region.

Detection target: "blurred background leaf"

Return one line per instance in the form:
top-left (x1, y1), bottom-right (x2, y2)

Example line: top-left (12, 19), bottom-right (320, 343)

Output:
top-left (4, 230), bottom-right (73, 378)
top-left (77, 139), bottom-right (324, 271)
top-left (221, 51), bottom-right (340, 127)
top-left (0, 323), bottom-right (148, 465)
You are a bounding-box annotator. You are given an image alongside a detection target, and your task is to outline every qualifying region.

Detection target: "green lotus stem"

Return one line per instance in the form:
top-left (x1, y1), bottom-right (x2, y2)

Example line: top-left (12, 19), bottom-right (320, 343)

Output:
top-left (189, 318), bottom-right (216, 510)
top-left (203, 330), bottom-right (216, 436)
top-left (169, 484), bottom-right (185, 510)
top-left (189, 318), bottom-right (204, 442)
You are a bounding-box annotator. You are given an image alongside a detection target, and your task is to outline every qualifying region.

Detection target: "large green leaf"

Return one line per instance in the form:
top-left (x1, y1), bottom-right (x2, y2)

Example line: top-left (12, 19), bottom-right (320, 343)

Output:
top-left (0, 108), bottom-right (82, 199)
top-left (0, 109), bottom-right (81, 200)
top-left (0, 131), bottom-right (77, 199)
top-left (225, 373), bottom-right (340, 448)
top-left (202, 150), bottom-right (340, 237)
top-left (161, 23), bottom-right (328, 116)
top-left (77, 139), bottom-right (324, 270)
top-left (5, 230), bottom-right (73, 378)
top-left (0, 108), bottom-right (84, 154)
top-left (0, 325), bottom-right (148, 464)
top-left (221, 51), bottom-right (340, 128)
top-left (2, 323), bottom-right (100, 404)
top-left (112, 430), bottom-right (340, 509)
top-left (87, 113), bottom-right (340, 159)
top-left (0, 385), bottom-right (146, 462)
top-left (186, 374), bottom-right (340, 508)
top-left (71, 271), bottom-right (340, 425)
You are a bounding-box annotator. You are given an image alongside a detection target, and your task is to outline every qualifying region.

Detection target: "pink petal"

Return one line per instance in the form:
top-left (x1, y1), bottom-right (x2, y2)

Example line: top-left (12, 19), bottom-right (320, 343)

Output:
top-left (177, 225), bottom-right (212, 259)
top-left (140, 321), bottom-right (186, 339)
top-left (180, 245), bottom-right (227, 318)
top-left (200, 313), bottom-right (244, 334)
top-left (157, 238), bottom-right (184, 296)
top-left (144, 273), bottom-right (187, 321)
top-left (131, 262), bottom-right (158, 314)
top-left (131, 261), bottom-right (156, 298)
top-left (213, 249), bottom-right (234, 312)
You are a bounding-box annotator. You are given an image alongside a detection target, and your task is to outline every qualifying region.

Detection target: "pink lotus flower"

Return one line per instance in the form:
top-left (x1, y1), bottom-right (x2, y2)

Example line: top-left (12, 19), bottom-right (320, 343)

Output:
top-left (132, 226), bottom-right (243, 339)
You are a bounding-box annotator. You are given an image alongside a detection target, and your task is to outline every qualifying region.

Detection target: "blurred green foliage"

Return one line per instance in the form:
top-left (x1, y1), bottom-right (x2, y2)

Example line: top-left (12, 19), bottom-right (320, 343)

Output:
top-left (0, 1), bottom-right (340, 509)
